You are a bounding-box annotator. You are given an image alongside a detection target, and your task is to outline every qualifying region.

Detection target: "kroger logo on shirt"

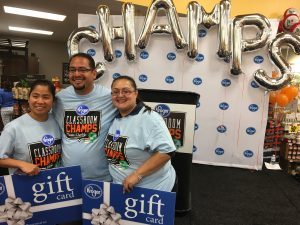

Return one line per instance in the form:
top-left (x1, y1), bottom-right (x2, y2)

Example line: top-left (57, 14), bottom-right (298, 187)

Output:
top-left (154, 104), bottom-right (171, 117)
top-left (217, 125), bottom-right (227, 133)
top-left (251, 81), bottom-right (259, 88)
top-left (42, 135), bottom-right (55, 146)
top-left (215, 148), bottom-right (224, 155)
top-left (165, 76), bottom-right (174, 84)
top-left (84, 184), bottom-right (103, 199)
top-left (113, 73), bottom-right (121, 79)
top-left (198, 29), bottom-right (207, 37)
top-left (246, 127), bottom-right (256, 135)
top-left (243, 150), bottom-right (254, 158)
top-left (254, 55), bottom-right (264, 64)
top-left (115, 50), bottom-right (122, 58)
top-left (248, 104), bottom-right (258, 112)
top-left (139, 74), bottom-right (148, 82)
top-left (140, 51), bottom-right (149, 59)
top-left (193, 77), bottom-right (202, 85)
top-left (167, 52), bottom-right (176, 60)
top-left (87, 49), bottom-right (96, 56)
top-left (76, 105), bottom-right (89, 116)
top-left (219, 102), bottom-right (229, 110)
top-left (221, 79), bottom-right (231, 87)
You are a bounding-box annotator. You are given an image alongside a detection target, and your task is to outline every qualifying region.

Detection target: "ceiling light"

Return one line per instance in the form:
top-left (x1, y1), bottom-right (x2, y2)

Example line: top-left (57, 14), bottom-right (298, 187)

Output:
top-left (4, 6), bottom-right (66, 21)
top-left (9, 26), bottom-right (53, 35)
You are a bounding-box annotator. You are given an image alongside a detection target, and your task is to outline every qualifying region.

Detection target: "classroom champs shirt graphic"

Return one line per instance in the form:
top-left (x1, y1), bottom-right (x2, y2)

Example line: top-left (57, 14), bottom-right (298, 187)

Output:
top-left (104, 130), bottom-right (130, 169)
top-left (63, 105), bottom-right (101, 142)
top-left (29, 135), bottom-right (62, 169)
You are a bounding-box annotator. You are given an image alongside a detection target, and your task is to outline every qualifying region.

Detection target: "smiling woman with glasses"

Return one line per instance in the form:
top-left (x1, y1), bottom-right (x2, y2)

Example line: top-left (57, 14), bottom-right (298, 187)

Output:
top-left (104, 75), bottom-right (176, 193)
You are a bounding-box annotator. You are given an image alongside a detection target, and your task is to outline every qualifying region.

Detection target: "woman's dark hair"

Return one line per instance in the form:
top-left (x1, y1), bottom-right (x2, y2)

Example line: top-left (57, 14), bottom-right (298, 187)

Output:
top-left (29, 79), bottom-right (56, 100)
top-left (69, 53), bottom-right (96, 70)
top-left (111, 75), bottom-right (151, 113)
top-left (2, 80), bottom-right (12, 91)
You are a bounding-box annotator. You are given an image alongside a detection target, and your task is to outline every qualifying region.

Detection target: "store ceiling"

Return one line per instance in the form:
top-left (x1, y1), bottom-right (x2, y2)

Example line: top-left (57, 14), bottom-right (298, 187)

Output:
top-left (0, 0), bottom-right (147, 43)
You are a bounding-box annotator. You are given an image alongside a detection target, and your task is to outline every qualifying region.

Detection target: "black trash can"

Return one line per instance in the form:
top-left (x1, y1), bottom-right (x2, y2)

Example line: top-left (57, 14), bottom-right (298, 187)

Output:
top-left (138, 89), bottom-right (200, 214)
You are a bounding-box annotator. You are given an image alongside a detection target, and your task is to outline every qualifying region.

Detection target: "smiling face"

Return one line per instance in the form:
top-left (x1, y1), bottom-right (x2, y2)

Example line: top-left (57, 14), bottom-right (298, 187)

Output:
top-left (68, 56), bottom-right (96, 95)
top-left (29, 85), bottom-right (54, 122)
top-left (111, 78), bottom-right (138, 117)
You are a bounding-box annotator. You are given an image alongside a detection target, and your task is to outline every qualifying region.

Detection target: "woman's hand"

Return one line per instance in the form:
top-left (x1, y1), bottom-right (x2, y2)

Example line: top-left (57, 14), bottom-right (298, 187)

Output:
top-left (123, 172), bottom-right (142, 193)
top-left (19, 161), bottom-right (40, 176)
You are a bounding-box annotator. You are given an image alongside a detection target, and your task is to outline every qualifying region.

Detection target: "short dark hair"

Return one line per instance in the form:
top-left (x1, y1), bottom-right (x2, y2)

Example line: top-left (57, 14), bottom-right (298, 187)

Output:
top-left (69, 53), bottom-right (95, 70)
top-left (29, 79), bottom-right (56, 100)
top-left (2, 80), bottom-right (12, 91)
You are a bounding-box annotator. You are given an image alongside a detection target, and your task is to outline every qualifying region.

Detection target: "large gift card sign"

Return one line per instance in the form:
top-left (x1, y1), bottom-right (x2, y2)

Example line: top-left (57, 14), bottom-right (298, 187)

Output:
top-left (82, 180), bottom-right (176, 225)
top-left (0, 166), bottom-right (82, 225)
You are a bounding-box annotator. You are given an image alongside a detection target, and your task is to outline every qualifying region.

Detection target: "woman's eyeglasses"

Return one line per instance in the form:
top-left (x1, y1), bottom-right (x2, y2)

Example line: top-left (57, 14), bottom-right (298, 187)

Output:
top-left (111, 89), bottom-right (135, 96)
top-left (68, 67), bottom-right (92, 74)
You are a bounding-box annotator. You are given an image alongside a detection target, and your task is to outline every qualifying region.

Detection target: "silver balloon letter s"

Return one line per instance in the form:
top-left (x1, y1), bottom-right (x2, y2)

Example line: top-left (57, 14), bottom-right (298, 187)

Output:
top-left (254, 32), bottom-right (300, 90)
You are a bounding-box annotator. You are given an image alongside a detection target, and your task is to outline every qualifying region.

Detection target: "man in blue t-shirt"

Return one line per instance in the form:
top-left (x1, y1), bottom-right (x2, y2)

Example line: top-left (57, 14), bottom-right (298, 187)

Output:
top-left (52, 53), bottom-right (116, 181)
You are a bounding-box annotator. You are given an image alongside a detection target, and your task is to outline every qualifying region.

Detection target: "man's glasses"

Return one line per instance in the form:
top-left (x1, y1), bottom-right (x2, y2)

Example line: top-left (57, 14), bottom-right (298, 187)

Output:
top-left (111, 89), bottom-right (135, 96)
top-left (68, 67), bottom-right (92, 74)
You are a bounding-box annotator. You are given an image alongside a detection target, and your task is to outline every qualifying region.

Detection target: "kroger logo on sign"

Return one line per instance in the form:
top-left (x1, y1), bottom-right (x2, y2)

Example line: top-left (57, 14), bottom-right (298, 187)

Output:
top-left (221, 79), bottom-right (231, 87)
top-left (217, 125), bottom-right (227, 133)
top-left (246, 127), bottom-right (256, 135)
top-left (165, 76), bottom-right (174, 84)
top-left (167, 52), bottom-right (176, 60)
top-left (139, 74), bottom-right (148, 82)
top-left (193, 77), bottom-right (202, 85)
top-left (219, 102), bottom-right (229, 110)
top-left (154, 104), bottom-right (171, 117)
top-left (115, 50), bottom-right (122, 58)
top-left (0, 183), bottom-right (5, 195)
top-left (88, 25), bottom-right (96, 30)
top-left (42, 135), bottom-right (55, 146)
top-left (195, 53), bottom-right (204, 62)
top-left (215, 148), bottom-right (224, 155)
top-left (254, 55), bottom-right (264, 64)
top-left (140, 51), bottom-right (149, 59)
top-left (76, 105), bottom-right (89, 116)
top-left (243, 150), bottom-right (254, 158)
top-left (251, 81), bottom-right (259, 88)
top-left (87, 49), bottom-right (96, 56)
top-left (193, 145), bottom-right (197, 152)
top-left (113, 73), bottom-right (121, 79)
top-left (198, 29), bottom-right (207, 37)
top-left (84, 184), bottom-right (103, 199)
top-left (248, 104), bottom-right (258, 112)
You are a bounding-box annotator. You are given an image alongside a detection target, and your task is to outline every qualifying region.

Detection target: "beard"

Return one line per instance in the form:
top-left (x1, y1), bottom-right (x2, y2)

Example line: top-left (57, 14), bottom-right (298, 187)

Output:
top-left (72, 84), bottom-right (85, 90)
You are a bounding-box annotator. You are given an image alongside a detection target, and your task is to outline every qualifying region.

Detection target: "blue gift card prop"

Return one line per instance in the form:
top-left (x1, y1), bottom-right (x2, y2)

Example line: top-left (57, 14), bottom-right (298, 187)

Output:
top-left (0, 166), bottom-right (82, 225)
top-left (82, 180), bottom-right (176, 225)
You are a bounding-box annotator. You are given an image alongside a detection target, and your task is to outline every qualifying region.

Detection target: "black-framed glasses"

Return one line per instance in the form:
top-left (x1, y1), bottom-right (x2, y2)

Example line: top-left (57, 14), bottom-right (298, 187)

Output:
top-left (111, 89), bottom-right (135, 96)
top-left (68, 67), bottom-right (92, 74)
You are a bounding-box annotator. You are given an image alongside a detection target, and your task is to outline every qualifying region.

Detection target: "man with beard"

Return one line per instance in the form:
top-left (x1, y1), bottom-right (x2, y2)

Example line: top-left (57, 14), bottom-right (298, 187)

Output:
top-left (53, 53), bottom-right (116, 183)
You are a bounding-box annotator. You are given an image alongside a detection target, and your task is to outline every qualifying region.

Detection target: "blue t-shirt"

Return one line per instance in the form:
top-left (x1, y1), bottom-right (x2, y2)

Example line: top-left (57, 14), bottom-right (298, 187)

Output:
top-left (0, 113), bottom-right (62, 174)
top-left (52, 84), bottom-right (117, 181)
top-left (0, 91), bottom-right (14, 107)
top-left (104, 103), bottom-right (176, 191)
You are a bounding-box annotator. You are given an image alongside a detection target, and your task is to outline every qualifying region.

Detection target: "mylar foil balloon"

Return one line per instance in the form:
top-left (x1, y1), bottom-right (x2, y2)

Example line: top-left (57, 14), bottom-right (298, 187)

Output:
top-left (231, 14), bottom-right (271, 75)
top-left (122, 3), bottom-right (136, 61)
top-left (97, 5), bottom-right (114, 62)
top-left (67, 27), bottom-right (100, 57)
top-left (95, 62), bottom-right (106, 80)
top-left (137, 0), bottom-right (186, 50)
top-left (254, 32), bottom-right (300, 90)
top-left (187, 0), bottom-right (231, 60)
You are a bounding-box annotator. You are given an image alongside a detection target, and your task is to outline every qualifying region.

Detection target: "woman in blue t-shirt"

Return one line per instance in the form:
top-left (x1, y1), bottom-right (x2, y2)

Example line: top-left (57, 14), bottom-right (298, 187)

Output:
top-left (0, 80), bottom-right (14, 127)
top-left (104, 75), bottom-right (176, 192)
